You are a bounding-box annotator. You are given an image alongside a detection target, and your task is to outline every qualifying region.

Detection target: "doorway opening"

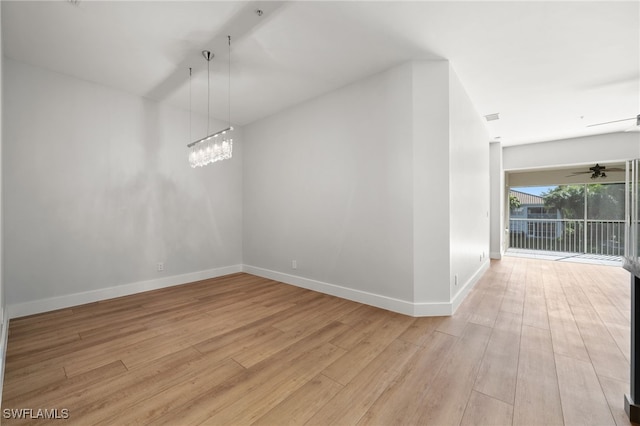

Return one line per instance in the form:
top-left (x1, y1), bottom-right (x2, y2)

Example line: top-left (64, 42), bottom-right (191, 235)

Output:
top-left (508, 183), bottom-right (624, 264)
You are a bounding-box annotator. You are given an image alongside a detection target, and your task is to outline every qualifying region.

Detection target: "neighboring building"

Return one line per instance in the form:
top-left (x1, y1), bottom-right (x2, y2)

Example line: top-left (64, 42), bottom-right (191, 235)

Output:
top-left (510, 189), bottom-right (562, 238)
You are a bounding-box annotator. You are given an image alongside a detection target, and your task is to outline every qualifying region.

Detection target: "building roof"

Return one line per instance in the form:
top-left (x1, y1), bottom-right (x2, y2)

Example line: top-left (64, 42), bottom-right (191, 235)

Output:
top-left (510, 189), bottom-right (544, 206)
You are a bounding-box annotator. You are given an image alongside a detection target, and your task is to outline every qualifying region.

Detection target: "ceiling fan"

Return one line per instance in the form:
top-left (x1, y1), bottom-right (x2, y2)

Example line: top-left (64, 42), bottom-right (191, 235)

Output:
top-left (566, 163), bottom-right (625, 179)
top-left (587, 114), bottom-right (640, 132)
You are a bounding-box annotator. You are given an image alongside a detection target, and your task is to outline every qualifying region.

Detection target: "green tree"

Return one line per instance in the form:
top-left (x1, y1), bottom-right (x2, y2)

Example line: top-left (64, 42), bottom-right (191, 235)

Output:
top-left (542, 184), bottom-right (625, 220)
top-left (587, 183), bottom-right (625, 220)
top-left (542, 185), bottom-right (584, 219)
top-left (509, 194), bottom-right (521, 211)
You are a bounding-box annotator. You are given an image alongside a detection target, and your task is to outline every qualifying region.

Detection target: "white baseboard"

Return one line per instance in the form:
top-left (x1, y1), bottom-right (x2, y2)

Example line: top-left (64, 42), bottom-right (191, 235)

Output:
top-left (242, 265), bottom-right (475, 317)
top-left (450, 259), bottom-right (491, 314)
top-left (490, 251), bottom-right (502, 260)
top-left (412, 301), bottom-right (455, 317)
top-left (7, 265), bottom-right (243, 319)
top-left (5, 261), bottom-right (491, 321)
top-left (243, 265), bottom-right (417, 316)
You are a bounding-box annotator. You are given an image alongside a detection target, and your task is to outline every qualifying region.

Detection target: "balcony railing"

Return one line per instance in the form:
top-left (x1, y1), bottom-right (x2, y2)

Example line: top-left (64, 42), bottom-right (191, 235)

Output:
top-left (509, 218), bottom-right (625, 256)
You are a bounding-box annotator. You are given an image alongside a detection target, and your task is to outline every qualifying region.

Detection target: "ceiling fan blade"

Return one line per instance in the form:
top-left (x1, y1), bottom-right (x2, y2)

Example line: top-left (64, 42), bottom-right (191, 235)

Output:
top-left (588, 114), bottom-right (640, 128)
top-left (587, 116), bottom-right (636, 127)
top-left (623, 115), bottom-right (640, 132)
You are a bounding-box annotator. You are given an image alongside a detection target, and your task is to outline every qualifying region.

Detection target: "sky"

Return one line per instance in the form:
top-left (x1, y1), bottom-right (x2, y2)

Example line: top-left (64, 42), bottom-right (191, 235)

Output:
top-left (512, 186), bottom-right (557, 196)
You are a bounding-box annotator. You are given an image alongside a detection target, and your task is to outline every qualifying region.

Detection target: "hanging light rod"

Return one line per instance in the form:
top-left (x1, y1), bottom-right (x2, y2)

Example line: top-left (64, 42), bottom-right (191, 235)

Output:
top-left (187, 126), bottom-right (234, 148)
top-left (187, 39), bottom-right (234, 168)
top-left (202, 50), bottom-right (213, 62)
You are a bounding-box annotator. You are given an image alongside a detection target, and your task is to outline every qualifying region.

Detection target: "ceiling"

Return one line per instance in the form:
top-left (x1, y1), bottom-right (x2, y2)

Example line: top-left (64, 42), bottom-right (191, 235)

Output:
top-left (2, 1), bottom-right (639, 146)
top-left (509, 162), bottom-right (628, 187)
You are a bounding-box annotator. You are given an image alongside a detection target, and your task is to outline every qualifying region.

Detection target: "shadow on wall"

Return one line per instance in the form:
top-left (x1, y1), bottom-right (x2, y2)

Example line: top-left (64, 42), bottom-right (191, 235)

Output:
top-left (3, 58), bottom-right (243, 305)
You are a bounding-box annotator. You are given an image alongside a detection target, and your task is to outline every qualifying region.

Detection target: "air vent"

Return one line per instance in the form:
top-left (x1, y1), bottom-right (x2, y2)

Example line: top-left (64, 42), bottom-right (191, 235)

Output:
top-left (484, 113), bottom-right (500, 122)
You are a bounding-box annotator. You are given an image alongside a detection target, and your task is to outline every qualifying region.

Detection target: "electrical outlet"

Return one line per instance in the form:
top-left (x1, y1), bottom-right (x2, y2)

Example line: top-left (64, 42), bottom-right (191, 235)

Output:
top-left (292, 260), bottom-right (297, 269)
top-left (454, 274), bottom-right (458, 286)
top-left (157, 262), bottom-right (164, 272)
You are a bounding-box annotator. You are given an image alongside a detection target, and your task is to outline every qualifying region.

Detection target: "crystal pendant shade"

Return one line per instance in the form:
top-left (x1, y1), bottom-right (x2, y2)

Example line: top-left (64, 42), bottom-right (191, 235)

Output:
top-left (187, 36), bottom-right (234, 168)
top-left (188, 128), bottom-right (233, 168)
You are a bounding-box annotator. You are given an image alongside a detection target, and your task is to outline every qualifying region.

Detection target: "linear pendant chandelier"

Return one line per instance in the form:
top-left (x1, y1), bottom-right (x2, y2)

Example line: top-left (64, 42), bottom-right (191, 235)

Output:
top-left (188, 36), bottom-right (234, 168)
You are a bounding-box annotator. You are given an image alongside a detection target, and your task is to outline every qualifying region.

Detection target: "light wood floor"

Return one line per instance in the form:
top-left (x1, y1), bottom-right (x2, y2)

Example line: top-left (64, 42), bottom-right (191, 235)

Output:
top-left (1, 257), bottom-right (633, 425)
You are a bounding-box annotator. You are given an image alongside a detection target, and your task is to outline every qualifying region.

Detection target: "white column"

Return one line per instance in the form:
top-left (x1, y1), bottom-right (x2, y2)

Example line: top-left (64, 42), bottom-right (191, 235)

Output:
top-left (490, 142), bottom-right (504, 259)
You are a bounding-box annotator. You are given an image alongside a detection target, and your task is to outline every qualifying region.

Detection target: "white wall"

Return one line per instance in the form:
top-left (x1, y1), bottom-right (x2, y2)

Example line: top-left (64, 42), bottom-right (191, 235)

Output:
top-left (0, 3), bottom-right (6, 400)
top-left (244, 60), bottom-right (490, 315)
top-left (0, 4), bottom-right (4, 321)
top-left (3, 57), bottom-right (491, 318)
top-left (243, 63), bottom-right (415, 303)
top-left (3, 59), bottom-right (243, 310)
top-left (412, 61), bottom-right (450, 304)
top-left (503, 132), bottom-right (640, 171)
top-left (448, 67), bottom-right (490, 301)
top-left (489, 142), bottom-right (503, 259)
